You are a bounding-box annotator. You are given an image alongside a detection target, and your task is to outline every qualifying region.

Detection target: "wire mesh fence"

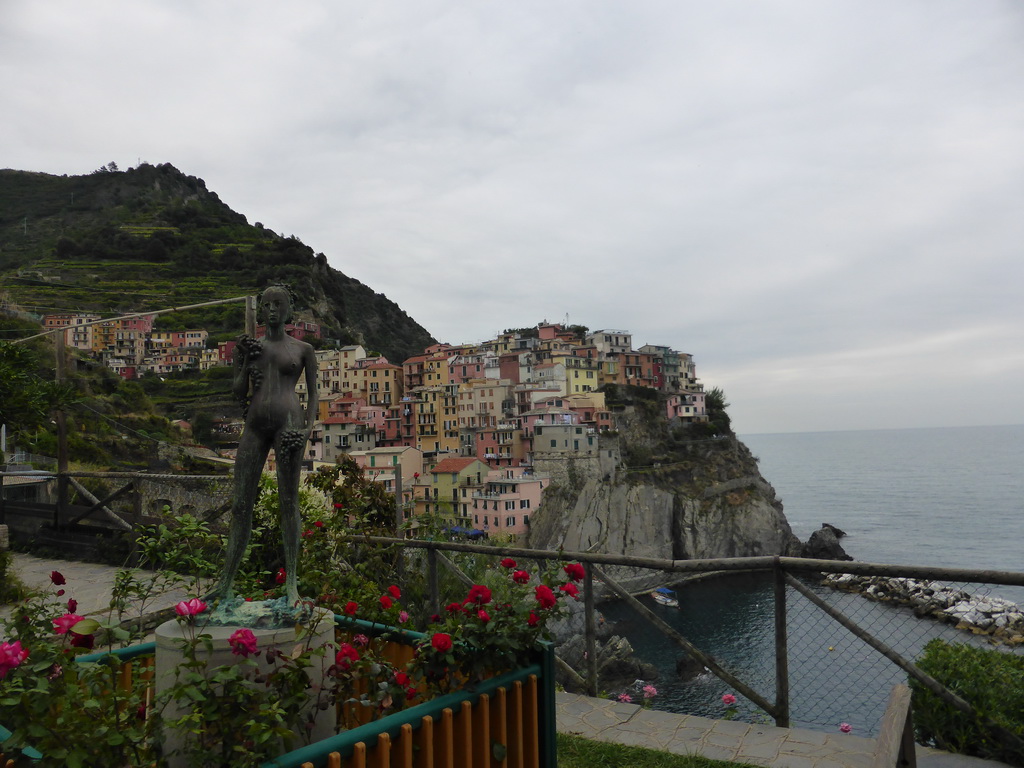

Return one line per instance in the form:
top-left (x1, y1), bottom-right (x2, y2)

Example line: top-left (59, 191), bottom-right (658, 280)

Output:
top-left (345, 539), bottom-right (1024, 738)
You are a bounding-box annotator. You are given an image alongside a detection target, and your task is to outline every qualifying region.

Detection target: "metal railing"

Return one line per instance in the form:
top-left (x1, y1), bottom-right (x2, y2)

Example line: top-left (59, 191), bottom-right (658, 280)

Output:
top-left (351, 537), bottom-right (1024, 747)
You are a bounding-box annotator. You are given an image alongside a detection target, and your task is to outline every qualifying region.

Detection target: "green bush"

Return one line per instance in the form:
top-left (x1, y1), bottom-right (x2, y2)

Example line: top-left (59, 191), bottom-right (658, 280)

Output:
top-left (911, 639), bottom-right (1024, 765)
top-left (0, 549), bottom-right (29, 604)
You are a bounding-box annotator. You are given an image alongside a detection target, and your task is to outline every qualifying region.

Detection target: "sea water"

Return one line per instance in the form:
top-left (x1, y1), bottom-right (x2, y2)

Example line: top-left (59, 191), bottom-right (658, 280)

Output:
top-left (600, 425), bottom-right (1024, 734)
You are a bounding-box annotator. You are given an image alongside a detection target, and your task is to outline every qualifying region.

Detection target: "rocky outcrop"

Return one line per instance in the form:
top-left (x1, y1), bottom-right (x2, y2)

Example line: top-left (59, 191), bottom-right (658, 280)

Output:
top-left (526, 408), bottom-right (801, 590)
top-left (556, 634), bottom-right (658, 694)
top-left (825, 574), bottom-right (1024, 646)
top-left (801, 524), bottom-right (853, 561)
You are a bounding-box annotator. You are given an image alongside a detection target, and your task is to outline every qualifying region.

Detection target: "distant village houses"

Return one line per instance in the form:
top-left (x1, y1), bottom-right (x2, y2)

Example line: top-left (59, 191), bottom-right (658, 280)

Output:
top-left (42, 312), bottom-right (707, 536)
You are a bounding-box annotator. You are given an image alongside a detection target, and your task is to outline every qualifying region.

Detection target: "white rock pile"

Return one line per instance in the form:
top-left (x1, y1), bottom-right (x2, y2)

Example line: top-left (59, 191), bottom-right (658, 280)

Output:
top-left (823, 573), bottom-right (1024, 645)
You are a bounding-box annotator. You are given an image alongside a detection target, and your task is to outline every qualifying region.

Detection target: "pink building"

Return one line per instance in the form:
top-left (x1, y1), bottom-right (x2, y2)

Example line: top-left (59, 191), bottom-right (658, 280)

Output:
top-left (471, 468), bottom-right (549, 537)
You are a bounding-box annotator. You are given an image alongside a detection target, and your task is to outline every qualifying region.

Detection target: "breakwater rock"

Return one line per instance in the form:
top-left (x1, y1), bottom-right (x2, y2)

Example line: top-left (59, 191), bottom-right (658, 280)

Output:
top-left (824, 574), bottom-right (1024, 645)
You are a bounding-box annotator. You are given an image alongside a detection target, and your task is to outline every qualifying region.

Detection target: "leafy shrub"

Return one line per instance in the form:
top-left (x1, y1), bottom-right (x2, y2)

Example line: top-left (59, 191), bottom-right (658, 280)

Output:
top-left (911, 639), bottom-right (1024, 765)
top-left (0, 549), bottom-right (29, 604)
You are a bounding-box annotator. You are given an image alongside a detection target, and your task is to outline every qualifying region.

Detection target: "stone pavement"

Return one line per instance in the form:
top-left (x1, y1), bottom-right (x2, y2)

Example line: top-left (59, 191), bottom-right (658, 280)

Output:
top-left (0, 552), bottom-right (192, 628)
top-left (2, 554), bottom-right (1014, 768)
top-left (555, 692), bottom-right (1014, 768)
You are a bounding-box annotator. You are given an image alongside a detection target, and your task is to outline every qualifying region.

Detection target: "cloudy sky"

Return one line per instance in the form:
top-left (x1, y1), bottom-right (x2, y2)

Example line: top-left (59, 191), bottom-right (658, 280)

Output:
top-left (4, 1), bottom-right (1023, 434)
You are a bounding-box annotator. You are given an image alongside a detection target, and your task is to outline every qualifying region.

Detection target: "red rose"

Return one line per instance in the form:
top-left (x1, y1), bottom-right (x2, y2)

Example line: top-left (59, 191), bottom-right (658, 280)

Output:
top-left (314, 520), bottom-right (324, 528)
top-left (395, 671), bottom-right (411, 686)
top-left (563, 563), bottom-right (586, 582)
top-left (477, 609), bottom-right (490, 622)
top-left (66, 598), bottom-right (78, 613)
top-left (527, 611), bottom-right (539, 627)
top-left (535, 585), bottom-right (556, 609)
top-left (431, 633), bottom-right (453, 652)
top-left (49, 571), bottom-right (66, 586)
top-left (388, 585), bottom-right (402, 599)
top-left (275, 568), bottom-right (286, 585)
top-left (344, 601), bottom-right (359, 616)
top-left (500, 558), bottom-right (517, 569)
top-left (512, 570), bottom-right (530, 585)
top-left (445, 601), bottom-right (463, 614)
top-left (379, 595), bottom-right (393, 610)
top-left (335, 643), bottom-right (360, 669)
top-left (466, 584), bottom-right (492, 604)
top-left (560, 583), bottom-right (580, 599)
top-left (69, 632), bottom-right (94, 649)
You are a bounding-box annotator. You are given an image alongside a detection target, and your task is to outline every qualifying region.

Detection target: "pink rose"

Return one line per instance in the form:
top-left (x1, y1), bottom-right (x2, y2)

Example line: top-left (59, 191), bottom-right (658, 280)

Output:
top-left (53, 612), bottom-right (85, 635)
top-left (722, 693), bottom-right (737, 706)
top-left (174, 598), bottom-right (207, 617)
top-left (0, 641), bottom-right (29, 679)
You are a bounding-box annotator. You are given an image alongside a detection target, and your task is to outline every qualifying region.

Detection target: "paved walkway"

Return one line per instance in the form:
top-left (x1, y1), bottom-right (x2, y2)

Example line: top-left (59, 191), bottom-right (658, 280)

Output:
top-left (2, 553), bottom-right (1013, 768)
top-left (555, 691), bottom-right (1013, 768)
top-left (0, 551), bottom-right (191, 627)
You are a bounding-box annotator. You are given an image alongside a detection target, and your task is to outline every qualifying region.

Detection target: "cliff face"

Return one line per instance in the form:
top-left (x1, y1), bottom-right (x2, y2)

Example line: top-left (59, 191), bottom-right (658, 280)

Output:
top-left (525, 399), bottom-right (801, 580)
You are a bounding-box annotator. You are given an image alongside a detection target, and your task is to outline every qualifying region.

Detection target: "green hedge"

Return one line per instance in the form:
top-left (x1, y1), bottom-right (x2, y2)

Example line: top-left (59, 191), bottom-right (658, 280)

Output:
top-left (911, 638), bottom-right (1024, 766)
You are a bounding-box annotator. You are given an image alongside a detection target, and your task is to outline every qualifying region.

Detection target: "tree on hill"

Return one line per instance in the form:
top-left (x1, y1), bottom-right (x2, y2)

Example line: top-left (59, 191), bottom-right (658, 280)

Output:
top-left (704, 387), bottom-right (732, 436)
top-left (0, 341), bottom-right (76, 443)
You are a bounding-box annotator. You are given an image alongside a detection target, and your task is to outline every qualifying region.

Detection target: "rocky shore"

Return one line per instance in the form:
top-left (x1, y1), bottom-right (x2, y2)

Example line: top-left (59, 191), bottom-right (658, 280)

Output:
top-left (823, 573), bottom-right (1024, 646)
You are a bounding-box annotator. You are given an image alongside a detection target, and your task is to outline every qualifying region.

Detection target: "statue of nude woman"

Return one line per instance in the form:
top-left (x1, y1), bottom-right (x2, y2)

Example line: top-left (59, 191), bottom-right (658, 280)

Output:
top-left (206, 285), bottom-right (318, 606)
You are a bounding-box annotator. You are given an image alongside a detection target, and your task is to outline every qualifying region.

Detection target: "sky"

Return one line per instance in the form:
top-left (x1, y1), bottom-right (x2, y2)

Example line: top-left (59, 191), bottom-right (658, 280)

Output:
top-left (3, 1), bottom-right (1023, 435)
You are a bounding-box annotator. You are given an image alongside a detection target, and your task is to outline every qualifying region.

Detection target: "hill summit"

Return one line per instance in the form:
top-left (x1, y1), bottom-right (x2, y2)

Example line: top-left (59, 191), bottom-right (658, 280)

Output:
top-left (0, 162), bottom-right (435, 361)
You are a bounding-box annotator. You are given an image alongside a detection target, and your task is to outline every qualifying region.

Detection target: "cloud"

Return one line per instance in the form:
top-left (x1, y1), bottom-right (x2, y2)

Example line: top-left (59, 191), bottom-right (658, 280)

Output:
top-left (3, 1), bottom-right (1023, 432)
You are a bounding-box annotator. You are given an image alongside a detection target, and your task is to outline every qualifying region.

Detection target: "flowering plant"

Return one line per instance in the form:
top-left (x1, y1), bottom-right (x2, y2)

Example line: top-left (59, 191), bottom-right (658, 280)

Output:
top-left (0, 572), bottom-right (154, 767)
top-left (413, 557), bottom-right (579, 693)
top-left (1, 552), bottom-right (577, 766)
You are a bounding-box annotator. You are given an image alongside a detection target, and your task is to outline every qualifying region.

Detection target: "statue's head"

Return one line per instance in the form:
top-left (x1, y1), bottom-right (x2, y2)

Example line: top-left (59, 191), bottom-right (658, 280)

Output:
top-left (259, 285), bottom-right (294, 325)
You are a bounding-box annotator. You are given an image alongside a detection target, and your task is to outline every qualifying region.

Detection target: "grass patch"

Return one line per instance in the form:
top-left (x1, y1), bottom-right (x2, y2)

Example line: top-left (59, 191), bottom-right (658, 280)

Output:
top-left (557, 733), bottom-right (756, 768)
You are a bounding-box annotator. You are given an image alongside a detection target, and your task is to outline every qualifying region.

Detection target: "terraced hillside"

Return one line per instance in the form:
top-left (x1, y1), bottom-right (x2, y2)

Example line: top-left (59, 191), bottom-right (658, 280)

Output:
top-left (0, 163), bottom-right (435, 361)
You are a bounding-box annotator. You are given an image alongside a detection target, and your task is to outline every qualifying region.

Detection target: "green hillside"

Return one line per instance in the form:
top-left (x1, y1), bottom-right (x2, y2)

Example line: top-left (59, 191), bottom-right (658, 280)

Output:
top-left (0, 163), bottom-right (435, 361)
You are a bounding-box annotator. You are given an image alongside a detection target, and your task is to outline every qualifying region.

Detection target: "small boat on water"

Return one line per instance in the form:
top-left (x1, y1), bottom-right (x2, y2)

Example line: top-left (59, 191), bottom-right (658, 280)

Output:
top-left (650, 587), bottom-right (679, 607)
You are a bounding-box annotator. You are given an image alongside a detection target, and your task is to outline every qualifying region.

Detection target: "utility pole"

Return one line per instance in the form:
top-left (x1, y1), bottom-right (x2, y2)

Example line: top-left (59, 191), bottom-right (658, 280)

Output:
top-left (54, 332), bottom-right (69, 529)
top-left (245, 295), bottom-right (257, 337)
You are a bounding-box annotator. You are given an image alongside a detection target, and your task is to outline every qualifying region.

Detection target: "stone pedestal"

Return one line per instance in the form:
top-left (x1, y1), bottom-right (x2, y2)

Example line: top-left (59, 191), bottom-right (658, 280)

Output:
top-left (154, 613), bottom-right (335, 767)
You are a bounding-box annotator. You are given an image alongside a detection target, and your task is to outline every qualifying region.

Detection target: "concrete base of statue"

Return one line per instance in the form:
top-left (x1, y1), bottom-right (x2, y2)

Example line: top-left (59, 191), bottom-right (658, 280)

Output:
top-left (154, 610), bottom-right (335, 767)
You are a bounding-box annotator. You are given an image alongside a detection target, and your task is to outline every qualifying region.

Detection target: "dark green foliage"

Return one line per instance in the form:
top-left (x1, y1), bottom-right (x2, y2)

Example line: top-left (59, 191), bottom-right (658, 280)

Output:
top-left (0, 549), bottom-right (29, 604)
top-left (911, 639), bottom-right (1024, 765)
top-left (0, 340), bottom-right (66, 441)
